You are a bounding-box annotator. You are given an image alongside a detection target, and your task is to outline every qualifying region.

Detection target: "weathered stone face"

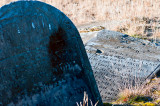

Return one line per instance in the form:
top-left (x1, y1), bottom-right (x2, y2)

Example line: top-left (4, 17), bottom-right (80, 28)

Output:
top-left (84, 29), bottom-right (160, 102)
top-left (0, 1), bottom-right (102, 105)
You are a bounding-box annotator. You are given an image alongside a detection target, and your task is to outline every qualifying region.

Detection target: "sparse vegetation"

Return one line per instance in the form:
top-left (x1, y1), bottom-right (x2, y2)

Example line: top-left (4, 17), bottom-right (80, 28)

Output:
top-left (116, 17), bottom-right (160, 40)
top-left (76, 91), bottom-right (99, 106)
top-left (130, 34), bottom-right (148, 40)
top-left (0, 0), bottom-right (159, 24)
top-left (78, 77), bottom-right (160, 105)
top-left (111, 77), bottom-right (160, 105)
top-left (1, 0), bottom-right (160, 39)
top-left (79, 26), bottom-right (105, 33)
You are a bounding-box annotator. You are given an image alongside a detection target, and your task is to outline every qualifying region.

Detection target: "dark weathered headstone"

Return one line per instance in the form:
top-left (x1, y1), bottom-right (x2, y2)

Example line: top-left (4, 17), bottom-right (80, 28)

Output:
top-left (0, 1), bottom-right (102, 105)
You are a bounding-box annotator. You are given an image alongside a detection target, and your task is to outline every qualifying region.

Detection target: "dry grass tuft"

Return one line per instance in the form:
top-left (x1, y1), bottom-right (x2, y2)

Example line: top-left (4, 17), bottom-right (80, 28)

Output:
top-left (112, 77), bottom-right (160, 105)
top-left (76, 91), bottom-right (99, 106)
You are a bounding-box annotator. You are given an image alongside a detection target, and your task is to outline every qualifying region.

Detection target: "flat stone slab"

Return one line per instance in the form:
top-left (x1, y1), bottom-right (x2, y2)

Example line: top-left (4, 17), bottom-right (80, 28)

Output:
top-left (85, 29), bottom-right (160, 102)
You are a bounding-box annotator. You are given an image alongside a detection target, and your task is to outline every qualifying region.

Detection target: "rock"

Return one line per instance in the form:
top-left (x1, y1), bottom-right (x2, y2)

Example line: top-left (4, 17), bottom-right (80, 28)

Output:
top-left (97, 29), bottom-right (126, 40)
top-left (85, 29), bottom-right (160, 102)
top-left (96, 49), bottom-right (103, 54)
top-left (0, 1), bottom-right (102, 105)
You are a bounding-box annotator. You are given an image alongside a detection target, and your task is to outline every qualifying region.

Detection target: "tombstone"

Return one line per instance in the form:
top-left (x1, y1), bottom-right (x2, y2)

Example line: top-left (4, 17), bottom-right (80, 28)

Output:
top-left (0, 1), bottom-right (102, 105)
top-left (85, 29), bottom-right (160, 102)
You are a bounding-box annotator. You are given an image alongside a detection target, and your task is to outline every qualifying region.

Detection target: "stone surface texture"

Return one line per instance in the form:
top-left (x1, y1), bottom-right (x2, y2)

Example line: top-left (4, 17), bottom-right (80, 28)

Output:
top-left (0, 1), bottom-right (102, 105)
top-left (83, 29), bottom-right (160, 102)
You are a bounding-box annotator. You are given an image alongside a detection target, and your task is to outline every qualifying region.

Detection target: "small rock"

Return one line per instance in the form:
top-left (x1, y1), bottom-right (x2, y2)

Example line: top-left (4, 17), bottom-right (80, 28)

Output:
top-left (96, 49), bottom-right (102, 54)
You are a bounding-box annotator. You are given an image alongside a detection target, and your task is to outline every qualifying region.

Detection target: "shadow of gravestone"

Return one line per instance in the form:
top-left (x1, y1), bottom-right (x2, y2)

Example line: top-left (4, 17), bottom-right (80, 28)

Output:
top-left (0, 1), bottom-right (102, 105)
